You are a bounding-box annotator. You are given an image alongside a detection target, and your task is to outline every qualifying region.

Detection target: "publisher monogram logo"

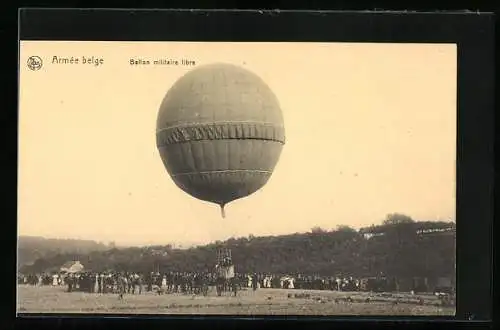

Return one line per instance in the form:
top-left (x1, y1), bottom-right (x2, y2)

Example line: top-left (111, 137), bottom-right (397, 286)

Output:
top-left (27, 56), bottom-right (43, 71)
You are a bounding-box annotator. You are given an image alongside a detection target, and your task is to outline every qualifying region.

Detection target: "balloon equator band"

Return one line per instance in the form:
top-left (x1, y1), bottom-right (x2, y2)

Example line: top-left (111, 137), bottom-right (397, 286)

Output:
top-left (170, 169), bottom-right (272, 177)
top-left (156, 121), bottom-right (284, 132)
top-left (157, 122), bottom-right (286, 147)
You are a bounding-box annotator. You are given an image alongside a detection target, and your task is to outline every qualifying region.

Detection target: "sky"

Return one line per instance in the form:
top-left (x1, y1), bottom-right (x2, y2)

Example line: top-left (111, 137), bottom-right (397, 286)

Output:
top-left (18, 41), bottom-right (457, 246)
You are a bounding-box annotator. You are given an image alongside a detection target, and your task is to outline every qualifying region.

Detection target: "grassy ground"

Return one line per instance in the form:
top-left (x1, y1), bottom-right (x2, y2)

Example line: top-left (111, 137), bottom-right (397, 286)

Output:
top-left (17, 285), bottom-right (455, 316)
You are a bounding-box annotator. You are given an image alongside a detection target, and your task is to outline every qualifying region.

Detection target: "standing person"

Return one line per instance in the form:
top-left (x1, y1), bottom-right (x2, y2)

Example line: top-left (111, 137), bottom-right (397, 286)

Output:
top-left (136, 274), bottom-right (143, 295)
top-left (157, 273), bottom-right (163, 290)
top-left (87, 273), bottom-right (93, 293)
top-left (146, 272), bottom-right (153, 292)
top-left (252, 273), bottom-right (258, 291)
top-left (97, 273), bottom-right (103, 294)
top-left (93, 273), bottom-right (99, 293)
top-left (118, 273), bottom-right (128, 300)
top-left (85, 273), bottom-right (90, 293)
top-left (100, 273), bottom-right (105, 294)
top-left (83, 273), bottom-right (89, 292)
top-left (80, 273), bottom-right (86, 292)
top-left (104, 273), bottom-right (111, 294)
top-left (67, 274), bottom-right (74, 292)
top-left (161, 274), bottom-right (167, 289)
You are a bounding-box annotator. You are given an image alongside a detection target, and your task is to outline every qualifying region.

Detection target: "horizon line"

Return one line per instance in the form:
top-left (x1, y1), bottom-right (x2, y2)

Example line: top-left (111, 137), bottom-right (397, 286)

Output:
top-left (18, 218), bottom-right (455, 247)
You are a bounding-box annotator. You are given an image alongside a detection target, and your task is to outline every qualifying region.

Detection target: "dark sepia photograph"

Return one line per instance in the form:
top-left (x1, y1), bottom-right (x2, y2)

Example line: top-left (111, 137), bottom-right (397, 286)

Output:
top-left (17, 41), bottom-right (456, 315)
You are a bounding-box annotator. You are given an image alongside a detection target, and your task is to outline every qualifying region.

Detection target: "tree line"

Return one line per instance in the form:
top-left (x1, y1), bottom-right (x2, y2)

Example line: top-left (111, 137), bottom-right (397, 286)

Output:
top-left (18, 236), bottom-right (112, 269)
top-left (19, 214), bottom-right (455, 280)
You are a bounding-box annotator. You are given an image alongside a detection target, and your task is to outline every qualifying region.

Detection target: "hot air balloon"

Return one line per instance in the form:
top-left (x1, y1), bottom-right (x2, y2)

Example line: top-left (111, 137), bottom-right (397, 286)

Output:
top-left (156, 63), bottom-right (285, 218)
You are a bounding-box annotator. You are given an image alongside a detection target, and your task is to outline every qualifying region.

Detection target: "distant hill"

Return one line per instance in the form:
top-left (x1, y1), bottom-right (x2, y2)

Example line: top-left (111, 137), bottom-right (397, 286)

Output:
top-left (19, 216), bottom-right (455, 281)
top-left (18, 236), bottom-right (111, 268)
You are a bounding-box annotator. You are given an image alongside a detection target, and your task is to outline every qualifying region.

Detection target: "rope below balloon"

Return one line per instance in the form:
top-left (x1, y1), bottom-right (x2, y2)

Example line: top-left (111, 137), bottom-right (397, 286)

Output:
top-left (220, 203), bottom-right (226, 219)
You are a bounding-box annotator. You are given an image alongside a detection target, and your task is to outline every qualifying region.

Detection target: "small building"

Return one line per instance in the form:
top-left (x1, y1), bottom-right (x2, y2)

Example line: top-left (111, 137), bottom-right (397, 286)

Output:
top-left (362, 232), bottom-right (385, 239)
top-left (60, 260), bottom-right (84, 273)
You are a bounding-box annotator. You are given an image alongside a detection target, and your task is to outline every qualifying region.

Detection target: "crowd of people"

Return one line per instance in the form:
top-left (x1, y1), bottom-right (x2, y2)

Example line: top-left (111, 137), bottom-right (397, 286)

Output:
top-left (18, 271), bottom-right (449, 295)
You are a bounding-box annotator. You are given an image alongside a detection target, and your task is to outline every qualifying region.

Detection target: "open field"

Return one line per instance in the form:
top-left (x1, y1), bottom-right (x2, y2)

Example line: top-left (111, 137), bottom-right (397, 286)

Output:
top-left (17, 285), bottom-right (455, 316)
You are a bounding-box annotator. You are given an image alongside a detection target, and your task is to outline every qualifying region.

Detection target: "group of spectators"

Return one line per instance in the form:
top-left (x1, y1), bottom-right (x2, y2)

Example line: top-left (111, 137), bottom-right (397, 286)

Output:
top-left (18, 271), bottom-right (453, 295)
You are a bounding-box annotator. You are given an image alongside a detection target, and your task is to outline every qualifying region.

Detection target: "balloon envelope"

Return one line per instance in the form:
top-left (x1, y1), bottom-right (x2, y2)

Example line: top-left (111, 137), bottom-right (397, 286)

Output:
top-left (156, 63), bottom-right (285, 216)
